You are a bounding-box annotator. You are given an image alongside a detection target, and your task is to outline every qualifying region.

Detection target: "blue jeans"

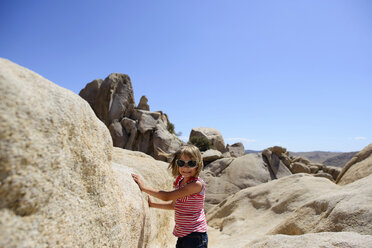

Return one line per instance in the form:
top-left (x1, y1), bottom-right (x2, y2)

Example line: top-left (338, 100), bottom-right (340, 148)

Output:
top-left (176, 232), bottom-right (208, 248)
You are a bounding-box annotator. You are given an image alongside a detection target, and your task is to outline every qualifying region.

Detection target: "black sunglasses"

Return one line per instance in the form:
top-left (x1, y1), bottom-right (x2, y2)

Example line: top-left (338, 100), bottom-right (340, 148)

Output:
top-left (176, 159), bottom-right (198, 168)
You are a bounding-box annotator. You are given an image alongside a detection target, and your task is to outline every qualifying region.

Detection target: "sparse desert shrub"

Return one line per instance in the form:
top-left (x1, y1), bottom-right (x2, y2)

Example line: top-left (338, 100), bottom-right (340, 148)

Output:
top-left (167, 122), bottom-right (175, 134)
top-left (189, 136), bottom-right (213, 152)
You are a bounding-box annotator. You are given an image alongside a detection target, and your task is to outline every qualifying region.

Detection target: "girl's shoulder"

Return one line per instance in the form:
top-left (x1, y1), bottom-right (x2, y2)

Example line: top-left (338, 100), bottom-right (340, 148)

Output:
top-left (189, 176), bottom-right (205, 185)
top-left (187, 177), bottom-right (205, 195)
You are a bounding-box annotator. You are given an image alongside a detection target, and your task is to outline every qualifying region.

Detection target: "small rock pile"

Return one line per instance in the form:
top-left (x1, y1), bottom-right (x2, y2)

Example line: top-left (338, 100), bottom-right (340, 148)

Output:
top-left (262, 146), bottom-right (341, 181)
top-left (189, 127), bottom-right (246, 164)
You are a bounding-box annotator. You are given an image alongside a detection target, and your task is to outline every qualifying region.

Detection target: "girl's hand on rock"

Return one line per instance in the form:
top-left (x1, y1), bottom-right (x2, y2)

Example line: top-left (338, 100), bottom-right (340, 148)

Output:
top-left (147, 195), bottom-right (153, 208)
top-left (131, 173), bottom-right (145, 191)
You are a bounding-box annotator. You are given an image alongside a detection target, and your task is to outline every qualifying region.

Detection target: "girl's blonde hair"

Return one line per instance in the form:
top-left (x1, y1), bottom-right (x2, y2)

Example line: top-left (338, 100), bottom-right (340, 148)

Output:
top-left (165, 145), bottom-right (203, 178)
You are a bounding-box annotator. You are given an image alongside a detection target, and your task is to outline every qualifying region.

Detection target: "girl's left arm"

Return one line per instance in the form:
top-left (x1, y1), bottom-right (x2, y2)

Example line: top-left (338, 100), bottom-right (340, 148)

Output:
top-left (132, 174), bottom-right (202, 201)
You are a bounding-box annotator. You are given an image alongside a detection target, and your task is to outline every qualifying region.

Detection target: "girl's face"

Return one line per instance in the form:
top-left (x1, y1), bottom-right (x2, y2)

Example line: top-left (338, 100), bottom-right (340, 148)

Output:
top-left (178, 153), bottom-right (198, 179)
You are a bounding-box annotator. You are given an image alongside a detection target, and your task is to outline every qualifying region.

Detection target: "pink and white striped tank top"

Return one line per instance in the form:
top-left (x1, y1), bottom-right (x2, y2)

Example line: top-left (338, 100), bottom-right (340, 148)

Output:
top-left (173, 175), bottom-right (208, 238)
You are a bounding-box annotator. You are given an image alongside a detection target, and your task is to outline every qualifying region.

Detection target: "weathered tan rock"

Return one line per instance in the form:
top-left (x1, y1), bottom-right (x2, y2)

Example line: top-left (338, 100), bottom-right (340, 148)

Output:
top-left (0, 59), bottom-right (127, 247)
top-left (190, 127), bottom-right (226, 152)
top-left (336, 143), bottom-right (372, 185)
top-left (247, 232), bottom-right (372, 248)
top-left (270, 146), bottom-right (287, 155)
top-left (92, 73), bottom-right (136, 126)
top-left (313, 172), bottom-right (334, 181)
top-left (200, 171), bottom-right (240, 212)
top-left (109, 120), bottom-right (127, 148)
top-left (226, 142), bottom-right (245, 157)
top-left (206, 174), bottom-right (339, 247)
top-left (121, 117), bottom-right (137, 149)
top-left (0, 59), bottom-right (176, 248)
top-left (202, 154), bottom-right (271, 212)
top-left (79, 75), bottom-right (183, 159)
top-left (207, 172), bottom-right (372, 247)
top-left (280, 155), bottom-right (292, 168)
top-left (223, 154), bottom-right (271, 189)
top-left (205, 158), bottom-right (234, 176)
top-left (262, 148), bottom-right (292, 179)
top-left (292, 156), bottom-right (311, 165)
top-left (137, 95), bottom-right (150, 111)
top-left (111, 148), bottom-right (176, 247)
top-left (132, 109), bottom-right (160, 134)
top-left (270, 174), bottom-right (372, 236)
top-left (78, 79), bottom-right (103, 107)
top-left (322, 165), bottom-right (341, 180)
top-left (202, 149), bottom-right (223, 162)
top-left (153, 122), bottom-right (184, 161)
top-left (291, 162), bottom-right (311, 174)
top-left (309, 165), bottom-right (320, 174)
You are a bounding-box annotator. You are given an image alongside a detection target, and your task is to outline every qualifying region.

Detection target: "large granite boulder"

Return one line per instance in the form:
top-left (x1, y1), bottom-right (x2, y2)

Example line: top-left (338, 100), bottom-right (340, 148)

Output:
top-left (79, 75), bottom-right (184, 160)
top-left (0, 59), bottom-right (126, 247)
top-left (226, 142), bottom-right (245, 158)
top-left (204, 158), bottom-right (234, 176)
top-left (206, 173), bottom-right (372, 247)
top-left (0, 59), bottom-right (175, 247)
top-left (262, 147), bottom-right (292, 179)
top-left (262, 146), bottom-right (339, 180)
top-left (247, 232), bottom-right (372, 248)
top-left (111, 148), bottom-right (176, 247)
top-left (189, 127), bottom-right (226, 153)
top-left (202, 149), bottom-right (223, 163)
top-left (137, 95), bottom-right (150, 111)
top-left (92, 73), bottom-right (136, 126)
top-left (201, 153), bottom-right (271, 212)
top-left (269, 174), bottom-right (372, 235)
top-left (336, 143), bottom-right (372, 185)
top-left (78, 79), bottom-right (103, 107)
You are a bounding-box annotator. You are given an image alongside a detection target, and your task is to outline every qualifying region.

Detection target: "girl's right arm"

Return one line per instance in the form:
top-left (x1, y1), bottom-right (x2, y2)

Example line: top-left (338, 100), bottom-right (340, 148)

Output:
top-left (132, 173), bottom-right (202, 202)
top-left (148, 196), bottom-right (175, 210)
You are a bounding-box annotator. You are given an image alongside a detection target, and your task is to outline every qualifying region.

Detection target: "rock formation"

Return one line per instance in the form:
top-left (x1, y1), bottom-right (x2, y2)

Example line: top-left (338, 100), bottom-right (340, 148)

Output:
top-left (0, 59), bottom-right (175, 247)
top-left (202, 149), bottom-right (223, 163)
top-left (262, 146), bottom-right (341, 181)
top-left (206, 173), bottom-right (372, 247)
top-left (201, 153), bottom-right (272, 211)
top-left (111, 148), bottom-right (176, 247)
top-left (248, 232), bottom-right (372, 248)
top-left (79, 75), bottom-right (184, 160)
top-left (137, 95), bottom-right (150, 111)
top-left (336, 143), bottom-right (372, 185)
top-left (226, 142), bottom-right (245, 157)
top-left (189, 127), bottom-right (226, 153)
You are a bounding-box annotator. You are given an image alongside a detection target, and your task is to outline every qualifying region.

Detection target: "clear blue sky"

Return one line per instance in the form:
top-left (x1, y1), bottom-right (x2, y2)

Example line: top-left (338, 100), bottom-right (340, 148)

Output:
top-left (1, 0), bottom-right (371, 152)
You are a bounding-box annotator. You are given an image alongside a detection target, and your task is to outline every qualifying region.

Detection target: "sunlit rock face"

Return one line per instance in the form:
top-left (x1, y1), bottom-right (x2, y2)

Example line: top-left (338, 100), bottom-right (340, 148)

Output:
top-left (79, 75), bottom-right (184, 161)
top-left (336, 143), bottom-right (372, 185)
top-left (0, 59), bottom-right (176, 248)
top-left (0, 58), bottom-right (127, 247)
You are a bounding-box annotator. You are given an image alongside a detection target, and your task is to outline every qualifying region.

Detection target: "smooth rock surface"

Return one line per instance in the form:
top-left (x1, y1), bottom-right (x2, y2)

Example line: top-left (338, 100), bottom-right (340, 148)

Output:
top-left (247, 232), bottom-right (372, 248)
top-left (336, 143), bottom-right (372, 185)
top-left (206, 172), bottom-right (372, 247)
top-left (0, 58), bottom-right (127, 247)
top-left (190, 127), bottom-right (226, 152)
top-left (111, 148), bottom-right (176, 248)
top-left (0, 59), bottom-right (176, 248)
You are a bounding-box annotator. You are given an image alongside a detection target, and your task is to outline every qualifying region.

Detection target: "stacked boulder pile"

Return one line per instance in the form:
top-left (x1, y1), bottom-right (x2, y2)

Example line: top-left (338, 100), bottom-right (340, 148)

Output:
top-left (262, 146), bottom-right (341, 181)
top-left (79, 74), bottom-right (184, 160)
top-left (189, 127), bottom-right (246, 164)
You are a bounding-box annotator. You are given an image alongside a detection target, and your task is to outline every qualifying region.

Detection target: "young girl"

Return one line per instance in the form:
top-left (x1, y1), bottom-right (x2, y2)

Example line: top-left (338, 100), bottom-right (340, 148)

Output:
top-left (132, 145), bottom-right (208, 248)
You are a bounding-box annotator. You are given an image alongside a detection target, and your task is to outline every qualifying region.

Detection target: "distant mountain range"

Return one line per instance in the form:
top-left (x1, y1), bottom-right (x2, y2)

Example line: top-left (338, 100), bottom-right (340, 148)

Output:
top-left (245, 150), bottom-right (358, 168)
